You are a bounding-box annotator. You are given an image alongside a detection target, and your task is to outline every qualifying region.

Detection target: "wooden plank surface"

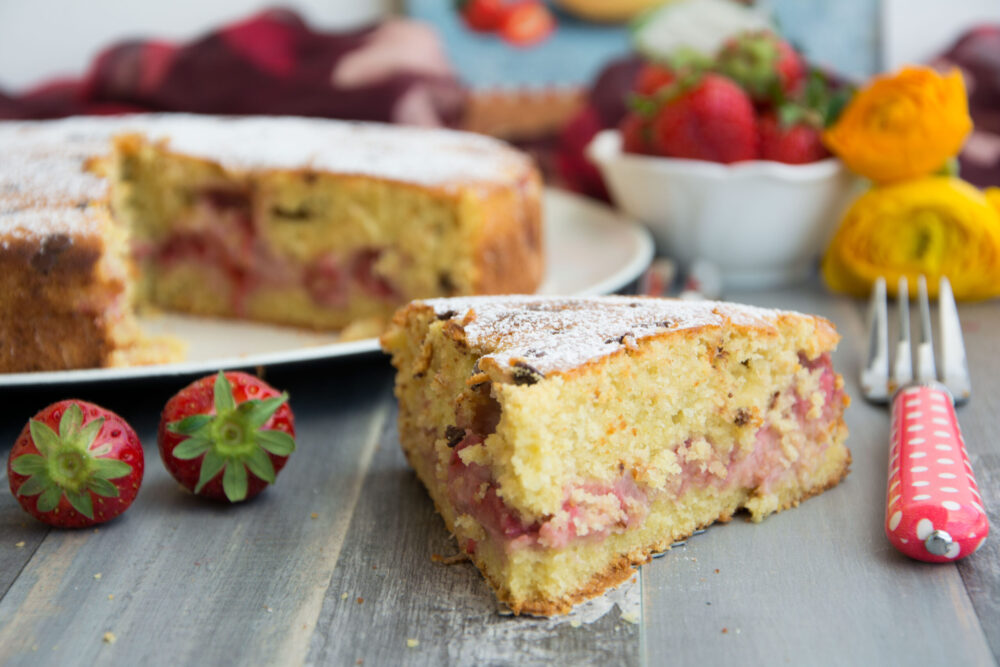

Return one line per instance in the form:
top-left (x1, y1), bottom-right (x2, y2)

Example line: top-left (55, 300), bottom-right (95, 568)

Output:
top-left (0, 358), bottom-right (394, 666)
top-left (0, 283), bottom-right (997, 666)
top-left (305, 403), bottom-right (639, 666)
top-left (642, 286), bottom-right (996, 666)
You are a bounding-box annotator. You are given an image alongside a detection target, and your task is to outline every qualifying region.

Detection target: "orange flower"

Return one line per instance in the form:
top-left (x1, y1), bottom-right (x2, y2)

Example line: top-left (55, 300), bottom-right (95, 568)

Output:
top-left (823, 67), bottom-right (972, 183)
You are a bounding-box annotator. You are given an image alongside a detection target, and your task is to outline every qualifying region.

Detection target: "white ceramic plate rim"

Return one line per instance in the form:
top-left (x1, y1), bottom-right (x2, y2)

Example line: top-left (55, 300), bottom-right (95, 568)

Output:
top-left (1, 188), bottom-right (653, 386)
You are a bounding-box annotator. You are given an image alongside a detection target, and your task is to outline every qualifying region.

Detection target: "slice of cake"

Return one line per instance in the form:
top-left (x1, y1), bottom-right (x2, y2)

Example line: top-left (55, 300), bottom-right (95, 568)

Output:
top-left (382, 295), bottom-right (850, 615)
top-left (0, 115), bottom-right (543, 372)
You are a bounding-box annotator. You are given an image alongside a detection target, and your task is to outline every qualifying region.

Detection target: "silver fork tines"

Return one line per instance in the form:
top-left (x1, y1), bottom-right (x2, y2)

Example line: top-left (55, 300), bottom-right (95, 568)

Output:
top-left (861, 276), bottom-right (972, 405)
top-left (938, 278), bottom-right (972, 404)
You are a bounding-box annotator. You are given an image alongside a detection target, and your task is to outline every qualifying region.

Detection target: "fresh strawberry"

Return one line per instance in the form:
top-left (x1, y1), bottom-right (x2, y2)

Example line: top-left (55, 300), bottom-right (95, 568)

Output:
top-left (620, 112), bottom-right (655, 155)
top-left (500, 1), bottom-right (555, 47)
top-left (716, 30), bottom-right (805, 102)
top-left (7, 401), bottom-right (143, 528)
top-left (158, 371), bottom-right (295, 503)
top-left (634, 63), bottom-right (676, 96)
top-left (758, 110), bottom-right (830, 164)
top-left (456, 0), bottom-right (509, 32)
top-left (652, 73), bottom-right (758, 163)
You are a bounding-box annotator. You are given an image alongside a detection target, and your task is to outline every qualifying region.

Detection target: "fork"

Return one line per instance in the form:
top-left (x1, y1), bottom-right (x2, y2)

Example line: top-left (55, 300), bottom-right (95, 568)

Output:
top-left (863, 275), bottom-right (989, 562)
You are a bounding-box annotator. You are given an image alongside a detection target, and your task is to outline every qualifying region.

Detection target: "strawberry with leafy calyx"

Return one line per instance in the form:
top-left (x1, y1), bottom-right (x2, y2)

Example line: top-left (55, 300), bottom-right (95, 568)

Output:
top-left (8, 401), bottom-right (143, 528)
top-left (716, 30), bottom-right (805, 103)
top-left (758, 70), bottom-right (850, 164)
top-left (758, 108), bottom-right (829, 164)
top-left (651, 72), bottom-right (759, 163)
top-left (158, 371), bottom-right (295, 503)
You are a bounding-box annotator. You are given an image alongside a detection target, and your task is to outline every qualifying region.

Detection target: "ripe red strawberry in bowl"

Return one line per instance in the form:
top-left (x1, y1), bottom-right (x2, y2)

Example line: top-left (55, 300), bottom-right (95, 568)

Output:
top-left (634, 63), bottom-right (677, 97)
top-left (716, 30), bottom-right (805, 102)
top-left (158, 371), bottom-right (296, 503)
top-left (652, 73), bottom-right (758, 163)
top-left (759, 111), bottom-right (830, 164)
top-left (7, 401), bottom-right (144, 528)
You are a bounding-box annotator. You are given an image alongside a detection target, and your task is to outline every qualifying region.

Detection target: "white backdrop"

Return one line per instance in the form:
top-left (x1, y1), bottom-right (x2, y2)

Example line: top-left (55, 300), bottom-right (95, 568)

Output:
top-left (883, 0), bottom-right (1000, 69)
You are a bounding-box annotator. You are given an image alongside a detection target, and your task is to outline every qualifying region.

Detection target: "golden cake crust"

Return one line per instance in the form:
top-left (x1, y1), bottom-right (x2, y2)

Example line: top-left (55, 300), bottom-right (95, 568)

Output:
top-left (0, 232), bottom-right (111, 372)
top-left (390, 295), bottom-right (840, 383)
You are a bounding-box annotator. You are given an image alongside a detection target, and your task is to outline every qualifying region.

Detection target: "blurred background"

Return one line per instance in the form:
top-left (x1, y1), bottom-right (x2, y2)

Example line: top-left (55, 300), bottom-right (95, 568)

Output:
top-left (2, 0), bottom-right (999, 89)
top-left (1, 0), bottom-right (997, 248)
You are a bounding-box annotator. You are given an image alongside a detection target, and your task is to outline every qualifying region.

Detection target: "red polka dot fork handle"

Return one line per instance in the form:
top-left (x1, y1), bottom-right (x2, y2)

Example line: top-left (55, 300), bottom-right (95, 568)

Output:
top-left (885, 382), bottom-right (989, 562)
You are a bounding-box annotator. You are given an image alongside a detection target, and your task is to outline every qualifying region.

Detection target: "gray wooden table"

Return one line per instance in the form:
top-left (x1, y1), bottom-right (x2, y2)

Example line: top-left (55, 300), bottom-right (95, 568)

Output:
top-left (0, 281), bottom-right (997, 666)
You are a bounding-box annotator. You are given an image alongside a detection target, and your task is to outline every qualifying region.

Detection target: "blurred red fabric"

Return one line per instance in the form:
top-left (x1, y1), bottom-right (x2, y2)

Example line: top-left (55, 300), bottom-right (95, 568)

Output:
top-left (0, 9), bottom-right (466, 126)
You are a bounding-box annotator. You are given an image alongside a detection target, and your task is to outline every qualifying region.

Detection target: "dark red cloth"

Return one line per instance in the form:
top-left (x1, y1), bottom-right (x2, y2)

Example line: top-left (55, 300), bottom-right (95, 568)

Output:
top-left (0, 9), bottom-right (466, 126)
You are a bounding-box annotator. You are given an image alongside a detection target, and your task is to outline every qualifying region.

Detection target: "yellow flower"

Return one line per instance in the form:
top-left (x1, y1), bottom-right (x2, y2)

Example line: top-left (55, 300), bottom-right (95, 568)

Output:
top-left (823, 67), bottom-right (972, 183)
top-left (822, 177), bottom-right (1000, 301)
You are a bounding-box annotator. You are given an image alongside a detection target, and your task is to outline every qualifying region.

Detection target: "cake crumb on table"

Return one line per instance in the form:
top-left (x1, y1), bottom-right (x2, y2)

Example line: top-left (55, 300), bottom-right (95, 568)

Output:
top-left (570, 619), bottom-right (582, 628)
top-left (107, 594), bottom-right (114, 601)
top-left (406, 638), bottom-right (420, 648)
top-left (356, 597), bottom-right (364, 604)
top-left (15, 541), bottom-right (25, 548)
top-left (341, 593), bottom-right (348, 600)
top-left (310, 512), bottom-right (318, 520)
top-left (620, 611), bottom-right (640, 625)
top-left (102, 632), bottom-right (116, 644)
top-left (93, 573), bottom-right (102, 580)
top-left (431, 552), bottom-right (469, 565)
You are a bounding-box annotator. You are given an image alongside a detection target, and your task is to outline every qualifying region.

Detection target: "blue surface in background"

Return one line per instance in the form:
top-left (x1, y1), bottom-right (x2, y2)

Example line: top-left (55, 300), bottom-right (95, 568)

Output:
top-left (406, 0), bottom-right (880, 88)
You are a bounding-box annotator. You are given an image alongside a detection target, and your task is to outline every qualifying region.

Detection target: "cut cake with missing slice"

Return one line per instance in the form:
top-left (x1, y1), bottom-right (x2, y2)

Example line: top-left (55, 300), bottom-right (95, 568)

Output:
top-left (381, 295), bottom-right (851, 615)
top-left (1, 115), bottom-right (542, 372)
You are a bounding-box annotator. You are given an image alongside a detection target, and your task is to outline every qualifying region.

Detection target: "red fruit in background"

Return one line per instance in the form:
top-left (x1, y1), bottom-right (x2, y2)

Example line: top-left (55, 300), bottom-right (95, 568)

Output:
top-left (620, 112), bottom-right (655, 155)
top-left (457, 0), bottom-right (509, 32)
top-left (652, 74), bottom-right (758, 163)
top-left (634, 63), bottom-right (676, 96)
top-left (500, 1), bottom-right (555, 47)
top-left (589, 56), bottom-right (646, 127)
top-left (758, 112), bottom-right (829, 164)
top-left (555, 105), bottom-right (610, 201)
top-left (716, 30), bottom-right (805, 102)
top-left (158, 371), bottom-right (296, 503)
top-left (8, 401), bottom-right (144, 528)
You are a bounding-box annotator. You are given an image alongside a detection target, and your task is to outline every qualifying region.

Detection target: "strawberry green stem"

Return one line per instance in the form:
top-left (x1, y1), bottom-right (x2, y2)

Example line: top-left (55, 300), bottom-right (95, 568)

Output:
top-left (11, 403), bottom-right (131, 519)
top-left (168, 372), bottom-right (295, 502)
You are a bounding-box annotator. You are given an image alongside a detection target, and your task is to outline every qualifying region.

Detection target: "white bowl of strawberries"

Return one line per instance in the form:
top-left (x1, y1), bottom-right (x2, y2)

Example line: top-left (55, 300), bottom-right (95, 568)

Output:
top-left (587, 31), bottom-right (859, 289)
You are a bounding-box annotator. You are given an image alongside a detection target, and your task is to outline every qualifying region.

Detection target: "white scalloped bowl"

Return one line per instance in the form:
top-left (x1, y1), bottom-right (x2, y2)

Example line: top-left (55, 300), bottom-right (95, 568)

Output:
top-left (587, 129), bottom-right (860, 289)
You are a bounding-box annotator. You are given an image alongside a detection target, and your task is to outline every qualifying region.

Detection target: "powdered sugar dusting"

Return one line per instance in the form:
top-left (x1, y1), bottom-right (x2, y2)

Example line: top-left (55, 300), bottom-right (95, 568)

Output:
top-left (424, 295), bottom-right (791, 376)
top-left (0, 206), bottom-right (107, 243)
top-left (141, 115), bottom-right (532, 186)
top-left (0, 123), bottom-right (110, 239)
top-left (1, 114), bottom-right (532, 241)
